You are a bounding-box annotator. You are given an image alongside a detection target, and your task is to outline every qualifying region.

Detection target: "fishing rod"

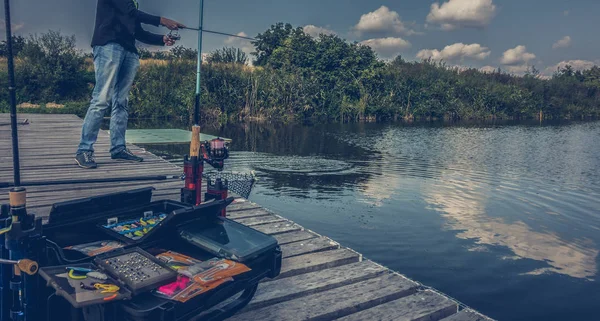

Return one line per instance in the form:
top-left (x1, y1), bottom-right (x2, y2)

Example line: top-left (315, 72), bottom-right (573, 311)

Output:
top-left (0, 175), bottom-right (182, 189)
top-left (4, 0), bottom-right (21, 188)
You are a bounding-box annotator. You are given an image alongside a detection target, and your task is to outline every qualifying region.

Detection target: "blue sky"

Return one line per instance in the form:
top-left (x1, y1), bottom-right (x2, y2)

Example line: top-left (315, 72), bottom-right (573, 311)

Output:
top-left (1, 0), bottom-right (599, 75)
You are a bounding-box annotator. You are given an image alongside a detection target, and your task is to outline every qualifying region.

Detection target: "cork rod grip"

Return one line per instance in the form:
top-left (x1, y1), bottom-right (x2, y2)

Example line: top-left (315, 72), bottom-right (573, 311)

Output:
top-left (9, 187), bottom-right (26, 207)
top-left (190, 125), bottom-right (201, 157)
top-left (18, 259), bottom-right (38, 276)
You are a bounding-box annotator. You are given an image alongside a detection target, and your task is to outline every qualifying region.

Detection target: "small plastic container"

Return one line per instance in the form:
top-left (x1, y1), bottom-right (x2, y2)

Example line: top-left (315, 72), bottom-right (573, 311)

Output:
top-left (178, 217), bottom-right (279, 263)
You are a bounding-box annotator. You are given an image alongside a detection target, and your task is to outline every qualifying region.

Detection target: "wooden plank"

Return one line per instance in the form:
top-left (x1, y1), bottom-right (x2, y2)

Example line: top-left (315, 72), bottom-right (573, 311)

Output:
top-left (234, 215), bottom-right (286, 227)
top-left (227, 208), bottom-right (272, 220)
top-left (245, 260), bottom-right (388, 311)
top-left (280, 237), bottom-right (339, 258)
top-left (440, 310), bottom-right (493, 321)
top-left (227, 201), bottom-right (263, 212)
top-left (277, 249), bottom-right (361, 279)
top-left (253, 221), bottom-right (302, 235)
top-left (336, 290), bottom-right (457, 321)
top-left (272, 230), bottom-right (319, 245)
top-left (232, 274), bottom-right (418, 321)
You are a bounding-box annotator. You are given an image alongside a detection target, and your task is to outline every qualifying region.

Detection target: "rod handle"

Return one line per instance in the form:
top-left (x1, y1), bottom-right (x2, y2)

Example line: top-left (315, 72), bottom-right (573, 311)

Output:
top-left (18, 259), bottom-right (38, 275)
top-left (190, 125), bottom-right (201, 157)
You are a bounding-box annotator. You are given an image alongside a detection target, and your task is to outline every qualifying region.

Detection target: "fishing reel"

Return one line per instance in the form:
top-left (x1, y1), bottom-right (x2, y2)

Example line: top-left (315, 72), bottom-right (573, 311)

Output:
top-left (167, 30), bottom-right (181, 41)
top-left (202, 138), bottom-right (229, 171)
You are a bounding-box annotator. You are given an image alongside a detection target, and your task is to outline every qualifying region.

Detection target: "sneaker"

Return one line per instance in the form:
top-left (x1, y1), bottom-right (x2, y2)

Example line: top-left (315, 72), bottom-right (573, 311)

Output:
top-left (111, 148), bottom-right (143, 162)
top-left (75, 151), bottom-right (97, 169)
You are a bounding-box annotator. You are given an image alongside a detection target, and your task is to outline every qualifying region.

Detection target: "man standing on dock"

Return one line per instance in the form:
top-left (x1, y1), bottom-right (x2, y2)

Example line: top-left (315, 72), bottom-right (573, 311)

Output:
top-left (75, 0), bottom-right (185, 169)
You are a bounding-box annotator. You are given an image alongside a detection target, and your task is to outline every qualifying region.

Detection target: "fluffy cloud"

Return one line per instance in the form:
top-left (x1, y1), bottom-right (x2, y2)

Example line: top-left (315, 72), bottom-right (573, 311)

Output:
top-left (359, 37), bottom-right (412, 58)
top-left (500, 45), bottom-right (536, 65)
top-left (416, 43), bottom-right (491, 62)
top-left (224, 32), bottom-right (249, 45)
top-left (479, 65), bottom-right (498, 73)
top-left (303, 25), bottom-right (336, 38)
top-left (354, 6), bottom-right (418, 35)
top-left (552, 36), bottom-right (571, 49)
top-left (427, 0), bottom-right (496, 30)
top-left (546, 60), bottom-right (597, 73)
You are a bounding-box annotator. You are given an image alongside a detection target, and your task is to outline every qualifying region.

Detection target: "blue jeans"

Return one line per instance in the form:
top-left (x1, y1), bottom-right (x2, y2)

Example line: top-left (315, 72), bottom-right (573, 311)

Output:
top-left (77, 42), bottom-right (140, 156)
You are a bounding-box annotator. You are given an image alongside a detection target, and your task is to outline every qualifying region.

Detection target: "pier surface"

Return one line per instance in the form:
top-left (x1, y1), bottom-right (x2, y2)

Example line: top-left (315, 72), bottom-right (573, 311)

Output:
top-left (0, 114), bottom-right (494, 321)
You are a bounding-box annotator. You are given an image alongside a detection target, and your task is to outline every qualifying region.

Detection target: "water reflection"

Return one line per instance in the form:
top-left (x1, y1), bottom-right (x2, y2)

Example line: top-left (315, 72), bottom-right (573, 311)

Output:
top-left (424, 173), bottom-right (598, 280)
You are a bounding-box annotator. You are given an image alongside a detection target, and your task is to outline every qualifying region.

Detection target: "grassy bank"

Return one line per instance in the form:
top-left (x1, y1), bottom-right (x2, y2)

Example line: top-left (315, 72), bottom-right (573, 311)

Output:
top-left (1, 26), bottom-right (599, 122)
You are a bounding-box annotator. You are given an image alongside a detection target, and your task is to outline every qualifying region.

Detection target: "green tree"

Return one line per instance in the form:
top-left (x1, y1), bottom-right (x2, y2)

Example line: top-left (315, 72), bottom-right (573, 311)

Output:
top-left (16, 30), bottom-right (91, 102)
top-left (0, 35), bottom-right (26, 57)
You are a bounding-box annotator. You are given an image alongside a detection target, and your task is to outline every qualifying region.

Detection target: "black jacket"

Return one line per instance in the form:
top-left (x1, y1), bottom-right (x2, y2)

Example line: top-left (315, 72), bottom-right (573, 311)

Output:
top-left (91, 0), bottom-right (164, 54)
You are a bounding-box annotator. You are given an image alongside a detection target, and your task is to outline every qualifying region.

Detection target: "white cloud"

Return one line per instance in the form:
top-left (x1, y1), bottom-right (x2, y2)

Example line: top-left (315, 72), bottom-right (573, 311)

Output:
top-left (359, 37), bottom-right (412, 57)
top-left (224, 32), bottom-right (249, 45)
top-left (500, 45), bottom-right (536, 65)
top-left (479, 65), bottom-right (498, 73)
top-left (416, 43), bottom-right (491, 62)
top-left (552, 36), bottom-right (571, 49)
top-left (303, 25), bottom-right (336, 38)
top-left (354, 6), bottom-right (418, 35)
top-left (0, 20), bottom-right (24, 32)
top-left (427, 0), bottom-right (496, 30)
top-left (546, 60), bottom-right (597, 73)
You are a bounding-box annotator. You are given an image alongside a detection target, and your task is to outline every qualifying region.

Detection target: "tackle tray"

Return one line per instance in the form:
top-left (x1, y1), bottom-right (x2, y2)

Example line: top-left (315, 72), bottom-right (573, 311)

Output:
top-left (178, 217), bottom-right (279, 263)
top-left (96, 199), bottom-right (233, 245)
top-left (94, 247), bottom-right (179, 295)
top-left (38, 263), bottom-right (132, 309)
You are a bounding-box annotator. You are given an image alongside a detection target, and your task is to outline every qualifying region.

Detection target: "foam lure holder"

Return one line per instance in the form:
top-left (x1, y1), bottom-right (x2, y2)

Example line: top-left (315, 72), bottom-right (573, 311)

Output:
top-left (102, 212), bottom-right (167, 240)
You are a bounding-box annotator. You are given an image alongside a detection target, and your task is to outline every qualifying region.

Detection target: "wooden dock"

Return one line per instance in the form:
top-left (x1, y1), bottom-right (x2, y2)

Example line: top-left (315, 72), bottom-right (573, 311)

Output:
top-left (0, 114), bottom-right (494, 321)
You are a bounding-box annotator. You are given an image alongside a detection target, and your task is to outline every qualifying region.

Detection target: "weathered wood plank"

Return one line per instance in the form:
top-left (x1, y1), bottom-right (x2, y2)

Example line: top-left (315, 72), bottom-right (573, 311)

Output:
top-left (280, 237), bottom-right (340, 258)
top-left (232, 274), bottom-right (418, 321)
top-left (227, 208), bottom-right (272, 220)
top-left (277, 248), bottom-right (361, 279)
top-left (227, 201), bottom-right (263, 212)
top-left (440, 310), bottom-right (492, 321)
top-left (252, 221), bottom-right (303, 235)
top-left (245, 260), bottom-right (387, 311)
top-left (272, 230), bottom-right (319, 245)
top-left (234, 215), bottom-right (286, 227)
top-left (336, 290), bottom-right (457, 321)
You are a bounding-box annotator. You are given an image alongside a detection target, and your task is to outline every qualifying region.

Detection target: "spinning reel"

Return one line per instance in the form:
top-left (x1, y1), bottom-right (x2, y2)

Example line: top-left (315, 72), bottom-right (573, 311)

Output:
top-left (167, 30), bottom-right (181, 41)
top-left (202, 138), bottom-right (229, 171)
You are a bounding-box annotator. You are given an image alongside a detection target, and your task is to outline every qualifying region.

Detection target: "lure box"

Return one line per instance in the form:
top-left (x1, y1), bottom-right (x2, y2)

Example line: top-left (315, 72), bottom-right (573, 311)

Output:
top-left (38, 187), bottom-right (282, 321)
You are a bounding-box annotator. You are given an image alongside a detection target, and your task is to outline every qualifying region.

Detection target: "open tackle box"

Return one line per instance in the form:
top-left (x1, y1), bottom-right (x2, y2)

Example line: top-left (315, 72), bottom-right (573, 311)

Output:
top-left (38, 187), bottom-right (282, 321)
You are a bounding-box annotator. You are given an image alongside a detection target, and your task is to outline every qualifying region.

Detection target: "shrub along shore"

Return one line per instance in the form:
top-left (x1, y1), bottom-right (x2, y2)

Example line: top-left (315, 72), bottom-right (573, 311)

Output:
top-left (1, 24), bottom-right (599, 123)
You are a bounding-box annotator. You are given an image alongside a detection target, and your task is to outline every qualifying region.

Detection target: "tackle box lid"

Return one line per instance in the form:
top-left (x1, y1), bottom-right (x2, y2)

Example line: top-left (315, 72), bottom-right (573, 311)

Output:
top-left (178, 217), bottom-right (279, 263)
top-left (97, 197), bottom-right (235, 245)
top-left (47, 187), bottom-right (155, 226)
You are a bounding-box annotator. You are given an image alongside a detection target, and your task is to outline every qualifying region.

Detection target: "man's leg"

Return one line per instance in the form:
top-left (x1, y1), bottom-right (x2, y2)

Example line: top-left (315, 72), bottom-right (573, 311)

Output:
top-left (76, 43), bottom-right (125, 168)
top-left (109, 49), bottom-right (143, 162)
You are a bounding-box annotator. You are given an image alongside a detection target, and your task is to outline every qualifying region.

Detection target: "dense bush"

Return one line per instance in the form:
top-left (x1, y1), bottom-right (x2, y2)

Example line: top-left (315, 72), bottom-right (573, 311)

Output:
top-left (1, 27), bottom-right (599, 121)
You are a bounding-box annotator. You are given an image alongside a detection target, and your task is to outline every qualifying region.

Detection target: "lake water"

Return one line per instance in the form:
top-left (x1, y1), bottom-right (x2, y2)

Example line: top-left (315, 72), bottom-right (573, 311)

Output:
top-left (137, 120), bottom-right (600, 321)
